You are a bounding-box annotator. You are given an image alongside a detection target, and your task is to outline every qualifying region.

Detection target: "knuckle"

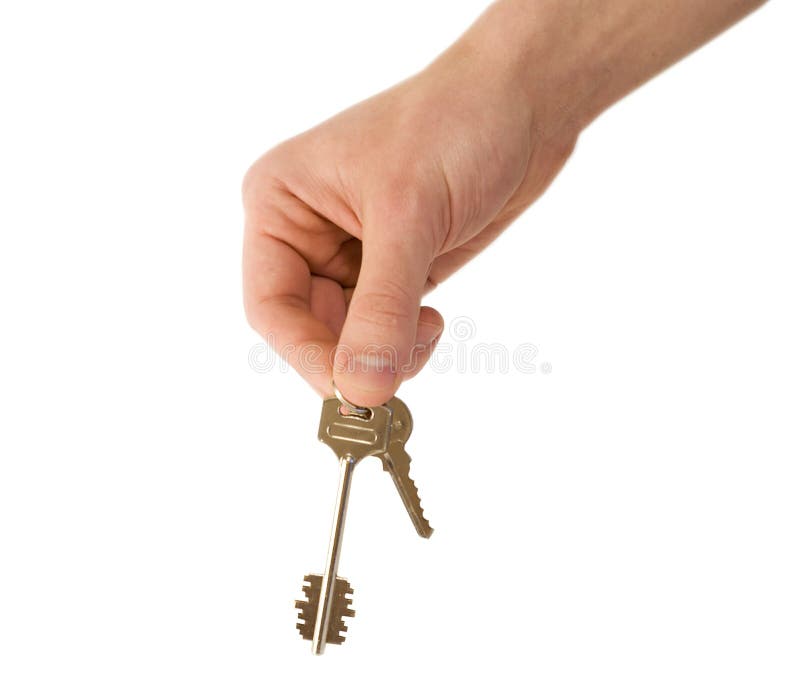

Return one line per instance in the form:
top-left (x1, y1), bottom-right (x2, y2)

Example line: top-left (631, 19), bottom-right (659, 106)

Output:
top-left (243, 297), bottom-right (268, 336)
top-left (353, 282), bottom-right (416, 332)
top-left (244, 305), bottom-right (266, 338)
top-left (241, 145), bottom-right (291, 205)
top-left (368, 170), bottom-right (447, 253)
top-left (241, 155), bottom-right (271, 202)
top-left (374, 178), bottom-right (429, 221)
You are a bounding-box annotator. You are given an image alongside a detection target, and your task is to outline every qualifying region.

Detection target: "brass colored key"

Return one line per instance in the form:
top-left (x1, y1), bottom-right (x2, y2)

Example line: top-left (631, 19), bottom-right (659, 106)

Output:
top-left (381, 397), bottom-right (433, 538)
top-left (298, 396), bottom-right (391, 654)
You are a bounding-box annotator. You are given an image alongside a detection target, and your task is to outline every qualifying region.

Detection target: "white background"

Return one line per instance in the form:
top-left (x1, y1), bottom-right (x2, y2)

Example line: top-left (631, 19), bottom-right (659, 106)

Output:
top-left (1, 1), bottom-right (798, 686)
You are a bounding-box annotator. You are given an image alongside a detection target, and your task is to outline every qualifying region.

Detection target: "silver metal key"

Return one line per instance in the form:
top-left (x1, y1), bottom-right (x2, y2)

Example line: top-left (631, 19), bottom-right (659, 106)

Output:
top-left (297, 396), bottom-right (391, 654)
top-left (381, 397), bottom-right (433, 538)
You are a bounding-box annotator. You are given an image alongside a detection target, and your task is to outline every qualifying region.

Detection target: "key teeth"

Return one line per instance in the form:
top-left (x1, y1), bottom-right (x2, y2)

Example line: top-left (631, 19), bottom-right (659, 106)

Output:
top-left (383, 442), bottom-right (434, 537)
top-left (408, 480), bottom-right (431, 524)
top-left (400, 474), bottom-right (434, 536)
top-left (295, 574), bottom-right (355, 645)
top-left (407, 477), bottom-right (428, 515)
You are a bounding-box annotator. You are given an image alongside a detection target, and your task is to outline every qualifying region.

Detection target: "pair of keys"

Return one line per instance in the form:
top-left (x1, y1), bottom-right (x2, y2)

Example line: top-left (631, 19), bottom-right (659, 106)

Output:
top-left (295, 385), bottom-right (432, 654)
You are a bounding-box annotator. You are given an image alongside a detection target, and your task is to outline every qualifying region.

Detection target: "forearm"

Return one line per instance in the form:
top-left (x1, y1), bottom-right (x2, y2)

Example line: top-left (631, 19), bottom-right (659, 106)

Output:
top-left (447, 0), bottom-right (769, 139)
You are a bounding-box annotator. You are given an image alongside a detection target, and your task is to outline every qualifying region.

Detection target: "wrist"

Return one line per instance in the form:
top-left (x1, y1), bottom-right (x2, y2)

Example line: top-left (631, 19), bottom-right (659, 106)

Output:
top-left (449, 0), bottom-right (605, 142)
top-left (456, 0), bottom-right (768, 141)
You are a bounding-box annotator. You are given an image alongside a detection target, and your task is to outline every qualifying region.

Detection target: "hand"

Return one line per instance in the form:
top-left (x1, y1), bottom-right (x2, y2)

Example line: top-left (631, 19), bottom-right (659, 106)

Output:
top-left (243, 0), bottom-right (765, 407)
top-left (242, 36), bottom-right (577, 406)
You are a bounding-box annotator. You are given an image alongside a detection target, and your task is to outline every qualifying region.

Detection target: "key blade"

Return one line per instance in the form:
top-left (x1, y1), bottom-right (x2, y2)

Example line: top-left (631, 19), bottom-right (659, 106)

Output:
top-left (383, 441), bottom-right (433, 538)
top-left (311, 454), bottom-right (356, 654)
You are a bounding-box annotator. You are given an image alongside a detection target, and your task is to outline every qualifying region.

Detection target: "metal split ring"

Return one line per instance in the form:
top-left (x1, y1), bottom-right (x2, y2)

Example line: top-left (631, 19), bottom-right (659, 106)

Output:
top-left (331, 380), bottom-right (372, 420)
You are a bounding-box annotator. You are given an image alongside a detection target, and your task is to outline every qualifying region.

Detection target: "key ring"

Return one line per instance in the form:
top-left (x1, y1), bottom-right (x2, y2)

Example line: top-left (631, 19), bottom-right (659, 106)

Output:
top-left (331, 380), bottom-right (372, 420)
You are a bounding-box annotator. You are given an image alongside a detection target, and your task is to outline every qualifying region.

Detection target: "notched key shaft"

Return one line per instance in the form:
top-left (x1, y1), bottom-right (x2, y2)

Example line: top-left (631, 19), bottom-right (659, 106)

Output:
top-left (382, 397), bottom-right (433, 538)
top-left (296, 574), bottom-right (354, 645)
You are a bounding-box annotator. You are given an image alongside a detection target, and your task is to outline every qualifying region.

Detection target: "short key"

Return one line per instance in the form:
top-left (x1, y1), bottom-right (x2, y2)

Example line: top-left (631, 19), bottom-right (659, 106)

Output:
top-left (298, 397), bottom-right (391, 655)
top-left (381, 397), bottom-right (433, 538)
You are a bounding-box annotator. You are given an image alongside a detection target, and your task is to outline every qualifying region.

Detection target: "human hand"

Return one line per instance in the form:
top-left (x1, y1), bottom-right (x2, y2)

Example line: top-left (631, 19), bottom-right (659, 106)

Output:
top-left (242, 23), bottom-right (577, 406)
top-left (243, 0), bottom-right (764, 406)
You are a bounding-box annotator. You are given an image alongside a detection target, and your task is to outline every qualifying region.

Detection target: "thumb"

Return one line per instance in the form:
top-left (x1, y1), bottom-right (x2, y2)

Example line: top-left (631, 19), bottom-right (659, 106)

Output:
top-left (333, 224), bottom-right (438, 406)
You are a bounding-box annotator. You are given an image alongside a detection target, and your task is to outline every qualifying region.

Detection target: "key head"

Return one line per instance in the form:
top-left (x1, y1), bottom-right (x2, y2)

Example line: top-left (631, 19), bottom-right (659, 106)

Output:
top-left (386, 396), bottom-right (413, 445)
top-left (318, 397), bottom-right (392, 461)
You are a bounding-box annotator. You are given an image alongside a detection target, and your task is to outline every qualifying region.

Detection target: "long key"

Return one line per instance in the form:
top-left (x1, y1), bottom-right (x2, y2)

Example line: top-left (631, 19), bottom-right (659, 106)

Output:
top-left (382, 397), bottom-right (433, 538)
top-left (300, 397), bottom-right (391, 655)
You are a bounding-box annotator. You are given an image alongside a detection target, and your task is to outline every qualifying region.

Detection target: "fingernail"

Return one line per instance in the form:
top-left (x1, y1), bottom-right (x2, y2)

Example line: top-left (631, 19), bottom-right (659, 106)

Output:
top-left (334, 350), bottom-right (397, 395)
top-left (416, 319), bottom-right (444, 347)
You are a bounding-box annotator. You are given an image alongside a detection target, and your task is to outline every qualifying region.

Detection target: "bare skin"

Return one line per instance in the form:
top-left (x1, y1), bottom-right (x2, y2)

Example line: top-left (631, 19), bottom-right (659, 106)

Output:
top-left (243, 0), bottom-right (768, 406)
